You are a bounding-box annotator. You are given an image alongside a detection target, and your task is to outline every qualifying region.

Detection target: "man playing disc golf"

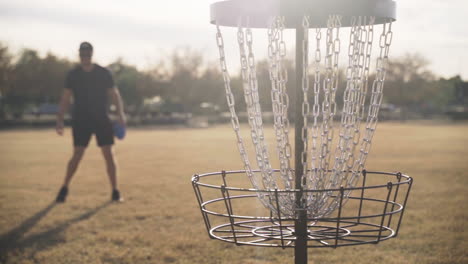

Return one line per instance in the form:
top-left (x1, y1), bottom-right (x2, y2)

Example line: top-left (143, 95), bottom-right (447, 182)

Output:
top-left (55, 42), bottom-right (125, 202)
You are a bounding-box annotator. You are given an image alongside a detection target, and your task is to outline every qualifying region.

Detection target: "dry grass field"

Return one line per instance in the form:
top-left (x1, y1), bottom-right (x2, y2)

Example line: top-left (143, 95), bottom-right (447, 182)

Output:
top-left (0, 122), bottom-right (467, 264)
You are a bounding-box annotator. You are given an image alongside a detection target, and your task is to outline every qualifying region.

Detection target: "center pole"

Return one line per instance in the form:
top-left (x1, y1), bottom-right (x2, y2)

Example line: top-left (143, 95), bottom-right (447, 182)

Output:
top-left (294, 25), bottom-right (308, 264)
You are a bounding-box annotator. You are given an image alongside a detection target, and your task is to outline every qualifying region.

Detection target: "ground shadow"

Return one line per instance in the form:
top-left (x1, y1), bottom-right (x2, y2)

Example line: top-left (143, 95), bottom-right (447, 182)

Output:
top-left (0, 201), bottom-right (111, 262)
top-left (0, 202), bottom-right (56, 253)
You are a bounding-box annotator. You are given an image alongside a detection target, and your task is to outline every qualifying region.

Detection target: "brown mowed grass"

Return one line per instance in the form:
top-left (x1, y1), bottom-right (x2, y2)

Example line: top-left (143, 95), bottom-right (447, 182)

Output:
top-left (0, 122), bottom-right (467, 264)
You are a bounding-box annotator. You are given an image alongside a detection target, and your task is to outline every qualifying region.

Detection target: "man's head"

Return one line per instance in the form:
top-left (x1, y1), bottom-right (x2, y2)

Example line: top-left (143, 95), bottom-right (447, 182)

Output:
top-left (79, 42), bottom-right (93, 66)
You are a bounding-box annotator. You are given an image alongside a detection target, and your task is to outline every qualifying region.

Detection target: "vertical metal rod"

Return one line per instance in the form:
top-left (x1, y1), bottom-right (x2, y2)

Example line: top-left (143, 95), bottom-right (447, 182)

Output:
top-left (395, 176), bottom-right (413, 237)
top-left (357, 170), bottom-right (367, 223)
top-left (377, 182), bottom-right (393, 243)
top-left (192, 176), bottom-right (212, 238)
top-left (387, 172), bottom-right (402, 228)
top-left (274, 188), bottom-right (285, 248)
top-left (294, 25), bottom-right (308, 264)
top-left (335, 187), bottom-right (345, 248)
top-left (221, 185), bottom-right (238, 245)
top-left (221, 170), bottom-right (228, 186)
top-left (221, 170), bottom-right (238, 245)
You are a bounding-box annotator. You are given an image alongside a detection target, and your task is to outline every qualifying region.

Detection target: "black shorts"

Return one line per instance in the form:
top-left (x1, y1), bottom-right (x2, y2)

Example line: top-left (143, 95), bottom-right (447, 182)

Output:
top-left (72, 118), bottom-right (114, 147)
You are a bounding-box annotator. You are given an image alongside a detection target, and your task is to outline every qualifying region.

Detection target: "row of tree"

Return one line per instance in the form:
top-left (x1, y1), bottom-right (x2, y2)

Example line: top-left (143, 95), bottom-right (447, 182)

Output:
top-left (0, 42), bottom-right (464, 120)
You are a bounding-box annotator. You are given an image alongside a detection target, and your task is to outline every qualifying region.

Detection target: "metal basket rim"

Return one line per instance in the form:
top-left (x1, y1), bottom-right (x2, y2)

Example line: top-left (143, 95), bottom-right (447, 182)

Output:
top-left (192, 169), bottom-right (412, 193)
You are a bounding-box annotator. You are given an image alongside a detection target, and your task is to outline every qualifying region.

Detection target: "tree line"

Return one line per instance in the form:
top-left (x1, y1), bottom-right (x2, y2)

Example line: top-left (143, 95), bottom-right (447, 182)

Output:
top-left (0, 42), bottom-right (464, 120)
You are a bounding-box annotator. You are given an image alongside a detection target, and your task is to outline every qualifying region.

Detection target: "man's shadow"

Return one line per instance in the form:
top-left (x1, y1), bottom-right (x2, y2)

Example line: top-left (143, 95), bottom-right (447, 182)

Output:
top-left (0, 201), bottom-right (111, 262)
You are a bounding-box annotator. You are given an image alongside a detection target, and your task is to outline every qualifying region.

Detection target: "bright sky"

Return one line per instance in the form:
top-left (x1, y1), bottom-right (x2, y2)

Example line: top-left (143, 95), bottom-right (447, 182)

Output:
top-left (1, 0), bottom-right (467, 78)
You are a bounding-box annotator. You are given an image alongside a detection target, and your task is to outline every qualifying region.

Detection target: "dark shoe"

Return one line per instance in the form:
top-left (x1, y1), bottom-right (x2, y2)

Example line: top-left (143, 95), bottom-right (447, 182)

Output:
top-left (56, 186), bottom-right (68, 203)
top-left (112, 189), bottom-right (123, 202)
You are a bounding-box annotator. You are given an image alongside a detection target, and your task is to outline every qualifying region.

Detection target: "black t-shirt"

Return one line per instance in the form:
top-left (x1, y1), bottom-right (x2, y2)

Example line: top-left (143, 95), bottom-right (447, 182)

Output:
top-left (65, 64), bottom-right (114, 120)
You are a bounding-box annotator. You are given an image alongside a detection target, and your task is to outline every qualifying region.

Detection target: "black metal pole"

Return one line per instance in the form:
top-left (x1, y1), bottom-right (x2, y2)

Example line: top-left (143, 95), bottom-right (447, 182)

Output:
top-left (294, 25), bottom-right (308, 264)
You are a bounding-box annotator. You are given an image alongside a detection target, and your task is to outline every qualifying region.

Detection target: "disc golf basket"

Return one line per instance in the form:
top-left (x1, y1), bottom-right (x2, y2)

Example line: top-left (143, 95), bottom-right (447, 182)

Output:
top-left (191, 1), bottom-right (413, 263)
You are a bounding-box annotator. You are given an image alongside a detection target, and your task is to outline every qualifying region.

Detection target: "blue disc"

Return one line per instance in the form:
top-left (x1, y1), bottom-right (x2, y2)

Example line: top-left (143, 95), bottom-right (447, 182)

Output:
top-left (113, 122), bottom-right (126, 140)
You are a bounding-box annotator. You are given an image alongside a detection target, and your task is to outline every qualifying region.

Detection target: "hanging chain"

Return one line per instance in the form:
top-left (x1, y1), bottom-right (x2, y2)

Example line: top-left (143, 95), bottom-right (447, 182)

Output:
top-left (277, 16), bottom-right (292, 179)
top-left (359, 17), bottom-right (375, 120)
top-left (237, 19), bottom-right (277, 193)
top-left (268, 17), bottom-right (293, 190)
top-left (215, 23), bottom-right (260, 192)
top-left (300, 16), bottom-right (311, 206)
top-left (327, 14), bottom-right (341, 157)
top-left (247, 24), bottom-right (277, 188)
top-left (321, 16), bottom-right (334, 173)
top-left (311, 15), bottom-right (341, 215)
top-left (276, 17), bottom-right (296, 213)
top-left (342, 17), bottom-right (375, 188)
top-left (341, 16), bottom-right (367, 186)
top-left (309, 24), bottom-right (322, 182)
top-left (349, 20), bottom-right (392, 187)
top-left (329, 16), bottom-right (360, 191)
top-left (320, 15), bottom-right (341, 190)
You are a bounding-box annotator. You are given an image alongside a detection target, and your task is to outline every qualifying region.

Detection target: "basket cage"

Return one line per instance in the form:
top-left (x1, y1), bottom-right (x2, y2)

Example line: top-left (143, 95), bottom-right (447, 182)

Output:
top-left (192, 170), bottom-right (412, 248)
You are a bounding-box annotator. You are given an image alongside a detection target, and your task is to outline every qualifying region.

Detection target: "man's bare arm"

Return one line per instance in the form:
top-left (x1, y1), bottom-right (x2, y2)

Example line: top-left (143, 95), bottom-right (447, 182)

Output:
top-left (108, 87), bottom-right (126, 126)
top-left (56, 89), bottom-right (72, 135)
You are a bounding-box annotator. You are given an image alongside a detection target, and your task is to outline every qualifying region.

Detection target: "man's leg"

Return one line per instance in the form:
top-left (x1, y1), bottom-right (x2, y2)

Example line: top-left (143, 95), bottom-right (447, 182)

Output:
top-left (101, 145), bottom-right (117, 190)
top-left (56, 119), bottom-right (91, 202)
top-left (56, 146), bottom-right (86, 202)
top-left (96, 118), bottom-right (121, 201)
top-left (63, 146), bottom-right (86, 187)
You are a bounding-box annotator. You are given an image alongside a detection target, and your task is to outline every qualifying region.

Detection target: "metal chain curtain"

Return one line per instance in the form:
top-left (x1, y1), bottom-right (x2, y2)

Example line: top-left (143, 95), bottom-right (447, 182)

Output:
top-left (215, 15), bottom-right (393, 218)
